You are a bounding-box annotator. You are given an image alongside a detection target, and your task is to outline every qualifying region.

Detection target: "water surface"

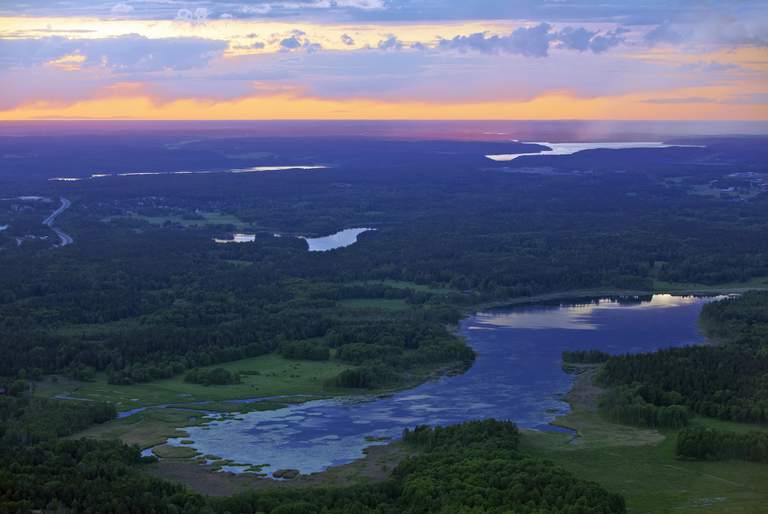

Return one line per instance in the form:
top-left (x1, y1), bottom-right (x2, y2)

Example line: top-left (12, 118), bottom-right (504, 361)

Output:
top-left (214, 233), bottom-right (256, 244)
top-left (167, 294), bottom-right (713, 476)
top-left (486, 141), bottom-right (697, 161)
top-left (301, 227), bottom-right (375, 252)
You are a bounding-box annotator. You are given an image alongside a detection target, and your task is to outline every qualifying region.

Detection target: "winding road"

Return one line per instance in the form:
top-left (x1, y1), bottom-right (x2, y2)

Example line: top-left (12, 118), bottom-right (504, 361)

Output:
top-left (43, 197), bottom-right (73, 246)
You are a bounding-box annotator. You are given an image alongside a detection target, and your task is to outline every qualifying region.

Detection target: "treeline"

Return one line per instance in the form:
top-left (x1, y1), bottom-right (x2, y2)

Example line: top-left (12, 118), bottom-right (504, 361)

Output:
top-left (699, 292), bottom-right (768, 346)
top-left (0, 394), bottom-right (116, 446)
top-left (677, 426), bottom-right (768, 463)
top-left (402, 418), bottom-right (520, 452)
top-left (310, 283), bottom-right (433, 305)
top-left (563, 349), bottom-right (611, 364)
top-left (599, 386), bottom-right (690, 429)
top-left (597, 291), bottom-right (768, 423)
top-left (331, 365), bottom-right (397, 389)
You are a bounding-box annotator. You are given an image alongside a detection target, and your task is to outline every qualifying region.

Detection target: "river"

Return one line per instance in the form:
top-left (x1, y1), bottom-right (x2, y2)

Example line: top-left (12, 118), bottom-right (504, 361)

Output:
top-left (164, 294), bottom-right (715, 476)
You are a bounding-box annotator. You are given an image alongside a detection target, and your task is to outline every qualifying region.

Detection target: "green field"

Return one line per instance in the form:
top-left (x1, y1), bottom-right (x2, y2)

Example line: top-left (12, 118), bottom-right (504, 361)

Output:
top-left (348, 279), bottom-right (454, 294)
top-left (71, 407), bottom-right (205, 449)
top-left (523, 430), bottom-right (768, 514)
top-left (653, 275), bottom-right (768, 293)
top-left (37, 354), bottom-right (353, 411)
top-left (522, 369), bottom-right (768, 514)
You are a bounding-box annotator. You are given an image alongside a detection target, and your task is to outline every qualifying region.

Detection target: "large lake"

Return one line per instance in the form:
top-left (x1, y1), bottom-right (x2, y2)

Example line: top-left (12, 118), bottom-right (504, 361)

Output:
top-left (485, 141), bottom-right (700, 161)
top-left (167, 294), bottom-right (714, 476)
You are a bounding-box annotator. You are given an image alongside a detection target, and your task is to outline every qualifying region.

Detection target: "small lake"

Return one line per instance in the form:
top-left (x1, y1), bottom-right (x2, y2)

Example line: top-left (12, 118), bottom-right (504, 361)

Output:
top-left (301, 227), bottom-right (375, 252)
top-left (213, 228), bottom-right (375, 250)
top-left (214, 233), bottom-right (256, 244)
top-left (166, 294), bottom-right (715, 476)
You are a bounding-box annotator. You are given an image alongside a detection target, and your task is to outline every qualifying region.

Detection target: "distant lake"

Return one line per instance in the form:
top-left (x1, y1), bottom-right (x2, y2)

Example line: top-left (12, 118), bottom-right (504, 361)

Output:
top-left (300, 228), bottom-right (375, 252)
top-left (165, 294), bottom-right (715, 477)
top-left (485, 141), bottom-right (698, 161)
top-left (213, 233), bottom-right (256, 244)
top-left (50, 165), bottom-right (329, 182)
top-left (213, 228), bottom-right (376, 250)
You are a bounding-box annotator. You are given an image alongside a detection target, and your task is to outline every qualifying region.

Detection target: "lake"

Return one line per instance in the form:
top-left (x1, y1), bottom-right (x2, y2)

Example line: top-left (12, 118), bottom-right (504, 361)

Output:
top-left (485, 141), bottom-right (698, 161)
top-left (164, 294), bottom-right (715, 476)
top-left (213, 228), bottom-right (376, 250)
top-left (301, 227), bottom-right (376, 252)
top-left (214, 233), bottom-right (256, 244)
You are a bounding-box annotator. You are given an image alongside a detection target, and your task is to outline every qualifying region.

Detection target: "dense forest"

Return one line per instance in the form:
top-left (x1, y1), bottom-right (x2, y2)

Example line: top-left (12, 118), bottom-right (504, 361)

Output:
top-left (2, 135), bottom-right (767, 389)
top-left (677, 426), bottom-right (768, 463)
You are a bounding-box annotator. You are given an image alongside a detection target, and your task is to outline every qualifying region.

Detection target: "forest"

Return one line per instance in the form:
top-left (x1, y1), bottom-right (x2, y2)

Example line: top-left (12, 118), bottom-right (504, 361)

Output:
top-left (0, 131), bottom-right (767, 512)
top-left (676, 426), bottom-right (768, 463)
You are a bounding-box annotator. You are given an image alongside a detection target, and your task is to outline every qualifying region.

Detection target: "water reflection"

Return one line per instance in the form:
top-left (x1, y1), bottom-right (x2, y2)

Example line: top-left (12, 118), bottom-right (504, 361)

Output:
top-left (476, 294), bottom-right (703, 330)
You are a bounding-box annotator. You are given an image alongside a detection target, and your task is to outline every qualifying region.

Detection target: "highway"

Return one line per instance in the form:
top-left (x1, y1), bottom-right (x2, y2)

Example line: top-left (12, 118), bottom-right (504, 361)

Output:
top-left (43, 197), bottom-right (73, 246)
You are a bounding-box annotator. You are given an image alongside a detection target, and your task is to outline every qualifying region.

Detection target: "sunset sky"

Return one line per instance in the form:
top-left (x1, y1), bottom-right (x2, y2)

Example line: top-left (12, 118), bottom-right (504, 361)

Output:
top-left (1, 0), bottom-right (767, 120)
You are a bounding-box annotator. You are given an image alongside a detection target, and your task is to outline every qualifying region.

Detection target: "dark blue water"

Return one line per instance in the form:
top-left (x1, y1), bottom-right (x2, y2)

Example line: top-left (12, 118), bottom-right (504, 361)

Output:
top-left (167, 294), bottom-right (714, 475)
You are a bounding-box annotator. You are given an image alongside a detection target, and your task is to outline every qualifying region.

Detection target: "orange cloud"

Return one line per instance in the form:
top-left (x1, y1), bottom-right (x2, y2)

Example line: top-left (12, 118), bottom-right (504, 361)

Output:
top-left (45, 53), bottom-right (86, 71)
top-left (1, 85), bottom-right (766, 121)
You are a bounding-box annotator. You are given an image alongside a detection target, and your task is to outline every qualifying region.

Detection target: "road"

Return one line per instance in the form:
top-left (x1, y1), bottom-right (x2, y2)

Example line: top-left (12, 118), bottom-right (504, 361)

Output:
top-left (43, 197), bottom-right (74, 246)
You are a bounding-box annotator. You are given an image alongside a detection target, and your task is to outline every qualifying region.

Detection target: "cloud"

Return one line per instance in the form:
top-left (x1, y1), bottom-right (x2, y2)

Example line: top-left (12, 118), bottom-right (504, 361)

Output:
top-left (110, 2), bottom-right (134, 14)
top-left (557, 27), bottom-right (595, 52)
top-left (277, 30), bottom-right (322, 52)
top-left (0, 35), bottom-right (228, 72)
top-left (341, 34), bottom-right (355, 46)
top-left (588, 27), bottom-right (628, 53)
top-left (643, 93), bottom-right (768, 105)
top-left (678, 61), bottom-right (741, 73)
top-left (642, 97), bottom-right (715, 104)
top-left (1, 0), bottom-right (764, 32)
top-left (644, 23), bottom-right (683, 46)
top-left (377, 35), bottom-right (404, 51)
top-left (280, 36), bottom-right (302, 49)
top-left (176, 7), bottom-right (209, 23)
top-left (438, 23), bottom-right (552, 57)
top-left (722, 92), bottom-right (768, 104)
top-left (438, 24), bottom-right (626, 57)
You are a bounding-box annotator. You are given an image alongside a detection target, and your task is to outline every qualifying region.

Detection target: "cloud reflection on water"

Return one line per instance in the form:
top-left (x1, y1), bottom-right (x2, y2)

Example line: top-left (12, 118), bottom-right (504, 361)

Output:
top-left (475, 294), bottom-right (702, 330)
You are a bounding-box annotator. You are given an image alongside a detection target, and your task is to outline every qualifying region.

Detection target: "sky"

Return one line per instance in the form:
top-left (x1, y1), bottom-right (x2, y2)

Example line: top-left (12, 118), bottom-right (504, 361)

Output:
top-left (0, 0), bottom-right (767, 120)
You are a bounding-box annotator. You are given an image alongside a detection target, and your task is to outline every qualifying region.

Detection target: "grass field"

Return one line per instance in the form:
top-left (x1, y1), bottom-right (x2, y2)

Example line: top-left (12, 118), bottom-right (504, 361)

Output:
top-left (348, 279), bottom-right (454, 294)
top-left (37, 354), bottom-right (353, 411)
top-left (653, 276), bottom-right (768, 293)
top-left (521, 368), bottom-right (768, 514)
top-left (73, 408), bottom-right (205, 448)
